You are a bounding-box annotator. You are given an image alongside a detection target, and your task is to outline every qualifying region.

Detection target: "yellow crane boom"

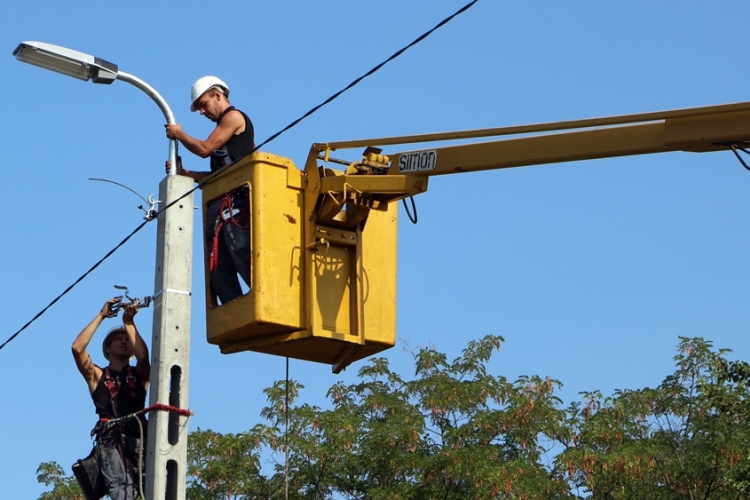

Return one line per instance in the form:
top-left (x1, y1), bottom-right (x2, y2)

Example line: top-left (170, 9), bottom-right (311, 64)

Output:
top-left (306, 100), bottom-right (750, 207)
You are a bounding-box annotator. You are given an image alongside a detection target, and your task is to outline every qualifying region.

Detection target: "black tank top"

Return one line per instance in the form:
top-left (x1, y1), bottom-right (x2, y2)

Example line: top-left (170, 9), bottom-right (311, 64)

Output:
top-left (91, 366), bottom-right (147, 420)
top-left (211, 106), bottom-right (255, 172)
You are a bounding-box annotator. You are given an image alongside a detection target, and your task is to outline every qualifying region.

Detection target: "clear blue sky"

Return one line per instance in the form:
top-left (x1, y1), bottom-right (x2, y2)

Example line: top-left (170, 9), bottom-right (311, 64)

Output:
top-left (2, 1), bottom-right (750, 497)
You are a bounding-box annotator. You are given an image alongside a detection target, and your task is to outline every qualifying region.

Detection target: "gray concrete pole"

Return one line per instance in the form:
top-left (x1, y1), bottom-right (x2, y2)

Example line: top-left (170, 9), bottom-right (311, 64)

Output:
top-left (13, 47), bottom-right (193, 499)
top-left (146, 174), bottom-right (194, 500)
top-left (114, 72), bottom-right (192, 500)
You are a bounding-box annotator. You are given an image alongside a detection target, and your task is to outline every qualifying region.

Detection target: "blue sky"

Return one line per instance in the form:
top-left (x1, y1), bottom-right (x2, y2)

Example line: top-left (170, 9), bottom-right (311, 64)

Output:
top-left (2, 1), bottom-right (750, 497)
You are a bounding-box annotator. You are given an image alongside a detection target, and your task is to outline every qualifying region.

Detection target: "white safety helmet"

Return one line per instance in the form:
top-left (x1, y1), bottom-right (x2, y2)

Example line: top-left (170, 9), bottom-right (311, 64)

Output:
top-left (102, 326), bottom-right (128, 361)
top-left (190, 75), bottom-right (230, 112)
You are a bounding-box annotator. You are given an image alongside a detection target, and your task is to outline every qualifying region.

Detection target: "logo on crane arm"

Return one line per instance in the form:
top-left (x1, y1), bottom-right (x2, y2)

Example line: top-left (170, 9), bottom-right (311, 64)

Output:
top-left (398, 150), bottom-right (437, 172)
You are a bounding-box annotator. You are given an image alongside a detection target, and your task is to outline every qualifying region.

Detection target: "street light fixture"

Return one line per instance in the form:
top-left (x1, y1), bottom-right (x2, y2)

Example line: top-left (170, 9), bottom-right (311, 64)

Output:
top-left (14, 40), bottom-right (193, 500)
top-left (14, 41), bottom-right (178, 174)
top-left (13, 41), bottom-right (118, 83)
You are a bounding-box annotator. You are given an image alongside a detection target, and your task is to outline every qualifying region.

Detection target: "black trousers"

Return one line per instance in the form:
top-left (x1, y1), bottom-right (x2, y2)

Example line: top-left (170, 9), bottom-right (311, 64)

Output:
top-left (206, 198), bottom-right (251, 304)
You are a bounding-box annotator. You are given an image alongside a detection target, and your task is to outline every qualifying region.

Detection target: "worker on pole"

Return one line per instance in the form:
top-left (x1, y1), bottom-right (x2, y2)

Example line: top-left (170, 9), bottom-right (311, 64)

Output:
top-left (72, 297), bottom-right (150, 500)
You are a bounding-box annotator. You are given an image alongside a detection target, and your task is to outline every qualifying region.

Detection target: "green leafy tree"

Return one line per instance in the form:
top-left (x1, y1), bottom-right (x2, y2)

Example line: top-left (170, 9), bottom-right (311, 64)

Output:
top-left (257, 335), bottom-right (572, 499)
top-left (556, 337), bottom-right (750, 499)
top-left (36, 461), bottom-right (83, 500)
top-left (39, 335), bottom-right (749, 499)
top-left (186, 428), bottom-right (272, 499)
top-left (723, 359), bottom-right (750, 497)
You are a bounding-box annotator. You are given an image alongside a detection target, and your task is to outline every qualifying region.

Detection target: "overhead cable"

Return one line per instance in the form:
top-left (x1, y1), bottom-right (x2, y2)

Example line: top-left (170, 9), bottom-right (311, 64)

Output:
top-left (161, 0), bottom-right (481, 213)
top-left (0, 221), bottom-right (149, 351)
top-left (253, 0), bottom-right (480, 152)
top-left (0, 0), bottom-right (480, 352)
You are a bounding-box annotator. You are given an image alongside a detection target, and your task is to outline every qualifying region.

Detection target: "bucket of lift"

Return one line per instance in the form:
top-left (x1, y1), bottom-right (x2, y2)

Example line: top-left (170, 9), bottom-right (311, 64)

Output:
top-left (199, 151), bottom-right (397, 373)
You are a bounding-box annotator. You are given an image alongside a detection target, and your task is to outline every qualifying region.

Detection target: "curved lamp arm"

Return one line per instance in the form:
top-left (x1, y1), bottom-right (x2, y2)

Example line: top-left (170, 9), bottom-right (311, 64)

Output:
top-left (116, 71), bottom-right (179, 176)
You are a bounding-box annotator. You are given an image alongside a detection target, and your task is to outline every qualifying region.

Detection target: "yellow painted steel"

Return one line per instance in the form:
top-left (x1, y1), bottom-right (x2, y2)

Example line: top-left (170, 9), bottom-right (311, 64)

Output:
top-left (201, 152), bottom-right (305, 346)
top-left (320, 100), bottom-right (750, 151)
top-left (309, 101), bottom-right (750, 178)
top-left (200, 151), bottom-right (397, 372)
top-left (375, 108), bottom-right (750, 175)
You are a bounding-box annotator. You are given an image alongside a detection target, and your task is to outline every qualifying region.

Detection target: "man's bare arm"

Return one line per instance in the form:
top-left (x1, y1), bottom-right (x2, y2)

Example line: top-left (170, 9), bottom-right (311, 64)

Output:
top-left (72, 298), bottom-right (118, 392)
top-left (165, 155), bottom-right (210, 182)
top-left (122, 303), bottom-right (150, 388)
top-left (165, 110), bottom-right (245, 158)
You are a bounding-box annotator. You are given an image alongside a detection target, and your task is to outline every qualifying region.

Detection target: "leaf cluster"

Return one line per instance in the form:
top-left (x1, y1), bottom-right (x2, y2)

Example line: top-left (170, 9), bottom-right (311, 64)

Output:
top-left (254, 335), bottom-right (571, 499)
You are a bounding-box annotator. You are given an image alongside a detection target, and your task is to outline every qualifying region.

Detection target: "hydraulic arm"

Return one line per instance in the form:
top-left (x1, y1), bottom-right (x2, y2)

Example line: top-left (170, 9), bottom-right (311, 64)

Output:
top-left (305, 100), bottom-right (750, 215)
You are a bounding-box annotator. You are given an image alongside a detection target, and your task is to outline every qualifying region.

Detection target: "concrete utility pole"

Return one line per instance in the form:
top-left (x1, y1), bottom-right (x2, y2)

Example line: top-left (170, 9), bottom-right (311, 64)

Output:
top-left (14, 41), bottom-right (193, 500)
top-left (147, 173), bottom-right (193, 500)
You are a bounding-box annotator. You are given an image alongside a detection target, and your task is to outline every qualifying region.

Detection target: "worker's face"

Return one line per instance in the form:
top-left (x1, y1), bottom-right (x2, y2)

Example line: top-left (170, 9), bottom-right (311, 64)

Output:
top-left (196, 89), bottom-right (223, 122)
top-left (107, 332), bottom-right (133, 359)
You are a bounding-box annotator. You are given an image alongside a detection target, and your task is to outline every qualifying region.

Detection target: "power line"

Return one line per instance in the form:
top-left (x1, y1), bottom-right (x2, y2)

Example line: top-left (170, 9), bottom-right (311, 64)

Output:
top-left (0, 0), bottom-right (480, 352)
top-left (0, 221), bottom-right (149, 351)
top-left (160, 0), bottom-right (480, 213)
top-left (253, 0), bottom-right (480, 152)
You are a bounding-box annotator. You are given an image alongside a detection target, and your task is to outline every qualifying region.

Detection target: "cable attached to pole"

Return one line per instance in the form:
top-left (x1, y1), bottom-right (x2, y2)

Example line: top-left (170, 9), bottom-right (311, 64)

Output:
top-left (285, 357), bottom-right (290, 500)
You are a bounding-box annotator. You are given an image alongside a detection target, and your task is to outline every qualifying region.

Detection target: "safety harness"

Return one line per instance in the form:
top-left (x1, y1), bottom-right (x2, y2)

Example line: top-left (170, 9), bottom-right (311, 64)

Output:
top-left (209, 193), bottom-right (248, 273)
top-left (90, 366), bottom-right (146, 499)
top-left (91, 366), bottom-right (143, 437)
top-left (207, 105), bottom-right (252, 274)
top-left (103, 366), bottom-right (138, 401)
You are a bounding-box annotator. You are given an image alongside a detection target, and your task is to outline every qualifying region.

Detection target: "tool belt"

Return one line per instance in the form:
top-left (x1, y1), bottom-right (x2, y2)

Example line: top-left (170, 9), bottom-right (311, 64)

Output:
top-left (91, 416), bottom-right (147, 444)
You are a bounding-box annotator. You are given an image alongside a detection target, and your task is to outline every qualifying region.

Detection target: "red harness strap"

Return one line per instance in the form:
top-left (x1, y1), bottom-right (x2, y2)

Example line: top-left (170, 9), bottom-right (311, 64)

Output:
top-left (93, 367), bottom-right (143, 437)
top-left (103, 366), bottom-right (137, 400)
top-left (209, 193), bottom-right (247, 273)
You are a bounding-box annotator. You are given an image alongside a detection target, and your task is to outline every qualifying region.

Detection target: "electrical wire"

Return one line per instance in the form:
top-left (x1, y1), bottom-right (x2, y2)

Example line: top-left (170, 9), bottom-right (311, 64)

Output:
top-left (0, 0), bottom-right (480, 352)
top-left (159, 0), bottom-right (481, 213)
top-left (252, 0), bottom-right (480, 153)
top-left (730, 144), bottom-right (750, 172)
top-left (89, 177), bottom-right (150, 205)
top-left (402, 196), bottom-right (418, 224)
top-left (0, 221), bottom-right (149, 352)
top-left (285, 357), bottom-right (290, 500)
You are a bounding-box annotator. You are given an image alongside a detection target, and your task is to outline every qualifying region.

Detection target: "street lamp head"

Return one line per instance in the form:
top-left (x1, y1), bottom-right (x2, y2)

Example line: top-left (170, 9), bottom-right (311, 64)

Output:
top-left (12, 39), bottom-right (178, 173)
top-left (13, 41), bottom-right (118, 84)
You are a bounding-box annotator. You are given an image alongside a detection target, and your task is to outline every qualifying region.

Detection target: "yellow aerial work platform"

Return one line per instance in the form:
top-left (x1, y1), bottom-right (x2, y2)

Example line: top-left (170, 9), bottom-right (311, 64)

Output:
top-left (200, 151), bottom-right (397, 373)
top-left (199, 99), bottom-right (750, 373)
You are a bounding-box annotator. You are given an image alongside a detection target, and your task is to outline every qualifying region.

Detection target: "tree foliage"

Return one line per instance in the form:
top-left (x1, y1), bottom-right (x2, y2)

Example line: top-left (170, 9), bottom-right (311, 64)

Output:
top-left (253, 335), bottom-right (571, 499)
top-left (36, 461), bottom-right (84, 500)
top-left (186, 428), bottom-right (273, 499)
top-left (555, 337), bottom-right (750, 499)
top-left (39, 336), bottom-right (750, 499)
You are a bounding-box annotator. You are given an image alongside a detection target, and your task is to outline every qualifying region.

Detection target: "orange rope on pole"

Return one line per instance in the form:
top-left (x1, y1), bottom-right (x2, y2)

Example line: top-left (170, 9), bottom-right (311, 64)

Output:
top-left (142, 403), bottom-right (193, 417)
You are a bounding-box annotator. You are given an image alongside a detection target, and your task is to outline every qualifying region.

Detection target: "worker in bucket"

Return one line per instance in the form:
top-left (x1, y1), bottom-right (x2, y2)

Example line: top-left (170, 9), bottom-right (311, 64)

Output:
top-left (164, 76), bottom-right (256, 305)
